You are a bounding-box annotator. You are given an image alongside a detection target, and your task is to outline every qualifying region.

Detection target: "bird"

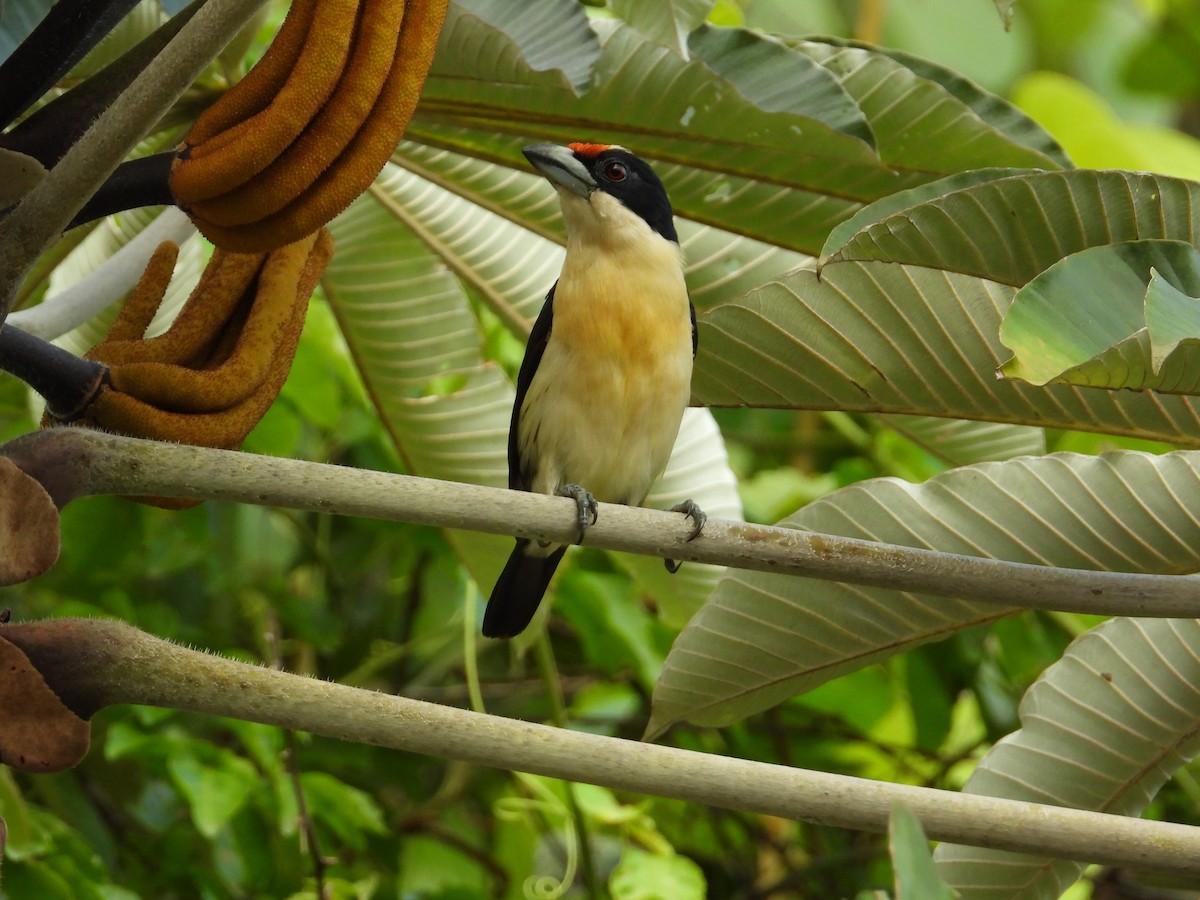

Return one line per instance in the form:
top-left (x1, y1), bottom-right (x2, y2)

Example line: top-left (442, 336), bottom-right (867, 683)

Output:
top-left (482, 141), bottom-right (705, 639)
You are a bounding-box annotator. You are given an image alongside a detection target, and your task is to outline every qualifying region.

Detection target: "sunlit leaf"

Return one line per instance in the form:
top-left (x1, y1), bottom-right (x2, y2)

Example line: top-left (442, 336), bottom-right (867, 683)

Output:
top-left (934, 617), bottom-right (1200, 899)
top-left (612, 0), bottom-right (715, 58)
top-left (694, 259), bottom-right (1200, 446)
top-left (821, 168), bottom-right (1039, 259)
top-left (648, 451), bottom-right (1200, 735)
top-left (825, 170), bottom-right (1200, 286)
top-left (446, 0), bottom-right (600, 93)
top-left (881, 416), bottom-right (1046, 466)
top-left (999, 240), bottom-right (1200, 390)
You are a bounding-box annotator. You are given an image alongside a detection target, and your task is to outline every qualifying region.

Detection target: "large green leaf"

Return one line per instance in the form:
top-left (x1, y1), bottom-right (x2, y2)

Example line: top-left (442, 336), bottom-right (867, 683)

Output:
top-left (694, 259), bottom-right (1200, 445)
top-left (446, 0), bottom-right (600, 93)
top-left (613, 0), bottom-right (715, 58)
top-left (794, 40), bottom-right (1060, 172)
top-left (648, 451), bottom-right (1200, 736)
top-left (933, 617), bottom-right (1200, 899)
top-left (416, 13), bottom-right (1066, 254)
top-left (391, 138), bottom-right (808, 318)
top-left (999, 240), bottom-right (1200, 392)
top-left (828, 39), bottom-right (1071, 168)
top-left (880, 416), bottom-right (1045, 466)
top-left (825, 170), bottom-right (1200, 285)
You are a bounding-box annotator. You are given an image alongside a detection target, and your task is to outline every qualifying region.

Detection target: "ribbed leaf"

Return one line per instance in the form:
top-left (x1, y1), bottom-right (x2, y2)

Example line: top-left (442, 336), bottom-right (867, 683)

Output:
top-left (999, 240), bottom-right (1200, 393)
top-left (324, 166), bottom-right (515, 585)
top-left (391, 139), bottom-right (808, 315)
top-left (648, 451), bottom-right (1200, 736)
top-left (821, 168), bottom-right (1040, 259)
top-left (694, 259), bottom-right (1200, 446)
top-left (794, 41), bottom-right (1060, 172)
top-left (830, 40), bottom-right (1070, 168)
top-left (614, 0), bottom-right (715, 58)
top-left (825, 170), bottom-right (1200, 285)
top-left (880, 416), bottom-right (1046, 466)
top-left (933, 617), bottom-right (1200, 899)
top-left (444, 0), bottom-right (600, 93)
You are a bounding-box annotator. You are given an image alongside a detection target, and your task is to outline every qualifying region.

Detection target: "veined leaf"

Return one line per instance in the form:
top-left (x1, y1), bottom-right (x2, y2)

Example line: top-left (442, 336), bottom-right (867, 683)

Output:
top-left (614, 0), bottom-right (716, 58)
top-left (796, 41), bottom-right (1059, 172)
top-left (825, 170), bottom-right (1200, 286)
top-left (694, 259), bottom-right (1200, 446)
top-left (821, 168), bottom-right (1040, 260)
top-left (1148, 269), bottom-right (1200, 372)
top-left (838, 39), bottom-right (1070, 168)
top-left (444, 0), bottom-right (600, 94)
top-left (934, 617), bottom-right (1200, 899)
top-left (1000, 241), bottom-right (1200, 393)
top-left (880, 416), bottom-right (1045, 466)
top-left (391, 138), bottom-right (808, 315)
top-left (648, 451), bottom-right (1200, 736)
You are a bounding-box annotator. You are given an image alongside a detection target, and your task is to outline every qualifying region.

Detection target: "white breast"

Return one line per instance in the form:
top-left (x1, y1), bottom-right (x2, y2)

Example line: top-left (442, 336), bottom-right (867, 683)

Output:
top-left (519, 191), bottom-right (693, 506)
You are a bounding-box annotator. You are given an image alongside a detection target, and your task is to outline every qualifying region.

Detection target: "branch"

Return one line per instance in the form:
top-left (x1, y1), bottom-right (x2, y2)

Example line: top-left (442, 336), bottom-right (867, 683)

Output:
top-left (0, 0), bottom-right (269, 324)
top-left (5, 427), bottom-right (1200, 618)
top-left (6, 208), bottom-right (195, 340)
top-left (6, 617), bottom-right (1199, 877)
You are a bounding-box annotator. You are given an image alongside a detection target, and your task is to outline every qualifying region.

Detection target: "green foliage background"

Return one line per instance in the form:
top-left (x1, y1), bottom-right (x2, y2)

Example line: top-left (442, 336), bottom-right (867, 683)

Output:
top-left (3, 0), bottom-right (1200, 898)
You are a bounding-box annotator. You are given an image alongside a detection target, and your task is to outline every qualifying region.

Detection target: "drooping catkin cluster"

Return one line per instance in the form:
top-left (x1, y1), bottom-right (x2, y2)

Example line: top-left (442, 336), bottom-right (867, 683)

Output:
top-left (169, 0), bottom-right (449, 253)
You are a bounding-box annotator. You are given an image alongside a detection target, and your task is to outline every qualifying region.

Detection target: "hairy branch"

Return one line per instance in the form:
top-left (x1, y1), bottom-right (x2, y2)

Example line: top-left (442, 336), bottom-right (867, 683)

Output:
top-left (5, 427), bottom-right (1200, 617)
top-left (5, 617), bottom-right (1198, 876)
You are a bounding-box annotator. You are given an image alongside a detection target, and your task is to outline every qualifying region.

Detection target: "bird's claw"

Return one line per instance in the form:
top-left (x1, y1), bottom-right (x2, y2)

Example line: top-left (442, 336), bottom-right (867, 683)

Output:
top-left (558, 483), bottom-right (598, 544)
top-left (664, 499), bottom-right (706, 573)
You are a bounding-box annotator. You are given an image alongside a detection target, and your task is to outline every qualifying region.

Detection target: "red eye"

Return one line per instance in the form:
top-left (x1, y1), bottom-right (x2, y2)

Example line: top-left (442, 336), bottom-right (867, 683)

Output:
top-left (602, 160), bottom-right (628, 182)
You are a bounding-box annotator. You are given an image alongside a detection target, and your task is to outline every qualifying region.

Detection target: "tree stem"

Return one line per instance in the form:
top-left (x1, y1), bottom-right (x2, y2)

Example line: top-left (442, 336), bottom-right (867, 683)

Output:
top-left (14, 617), bottom-right (1198, 877)
top-left (5, 427), bottom-right (1200, 619)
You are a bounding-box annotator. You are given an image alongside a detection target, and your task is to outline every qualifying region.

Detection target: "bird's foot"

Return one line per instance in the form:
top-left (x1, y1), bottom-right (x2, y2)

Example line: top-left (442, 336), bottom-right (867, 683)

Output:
top-left (664, 498), bottom-right (706, 573)
top-left (557, 483), bottom-right (598, 544)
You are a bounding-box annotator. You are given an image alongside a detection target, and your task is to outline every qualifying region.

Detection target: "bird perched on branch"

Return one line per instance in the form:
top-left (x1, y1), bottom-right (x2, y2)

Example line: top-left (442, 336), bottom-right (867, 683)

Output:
top-left (483, 142), bottom-right (704, 639)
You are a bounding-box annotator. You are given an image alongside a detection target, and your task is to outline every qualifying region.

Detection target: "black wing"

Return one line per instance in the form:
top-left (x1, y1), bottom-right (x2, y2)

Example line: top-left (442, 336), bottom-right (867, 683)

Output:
top-left (507, 284), bottom-right (556, 491)
top-left (690, 300), bottom-right (697, 356)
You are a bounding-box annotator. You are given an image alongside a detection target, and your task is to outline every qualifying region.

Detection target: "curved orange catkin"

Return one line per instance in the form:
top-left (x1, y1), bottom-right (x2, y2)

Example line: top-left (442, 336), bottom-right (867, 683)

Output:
top-left (169, 0), bottom-right (362, 206)
top-left (184, 0), bottom-right (320, 147)
top-left (189, 0), bottom-right (449, 253)
top-left (102, 240), bottom-right (180, 343)
top-left (88, 250), bottom-right (266, 367)
top-left (61, 229), bottom-right (334, 507)
top-left (188, 0), bottom-right (408, 228)
top-left (107, 232), bottom-right (321, 411)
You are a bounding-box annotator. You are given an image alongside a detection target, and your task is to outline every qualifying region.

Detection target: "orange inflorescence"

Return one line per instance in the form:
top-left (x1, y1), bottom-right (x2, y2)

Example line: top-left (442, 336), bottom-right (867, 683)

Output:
top-left (44, 229), bottom-right (335, 507)
top-left (170, 0), bottom-right (449, 253)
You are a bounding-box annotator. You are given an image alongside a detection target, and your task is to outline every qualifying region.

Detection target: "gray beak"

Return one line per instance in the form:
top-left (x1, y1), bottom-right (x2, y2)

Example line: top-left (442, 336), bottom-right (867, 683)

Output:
top-left (523, 143), bottom-right (595, 198)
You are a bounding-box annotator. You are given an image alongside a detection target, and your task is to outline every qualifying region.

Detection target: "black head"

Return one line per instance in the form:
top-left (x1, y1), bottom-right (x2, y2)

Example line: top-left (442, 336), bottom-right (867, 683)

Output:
top-left (522, 142), bottom-right (678, 243)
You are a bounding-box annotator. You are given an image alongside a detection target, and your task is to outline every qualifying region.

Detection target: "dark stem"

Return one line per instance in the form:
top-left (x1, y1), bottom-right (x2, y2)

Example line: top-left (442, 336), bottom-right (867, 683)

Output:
top-left (0, 324), bottom-right (106, 420)
top-left (0, 0), bottom-right (201, 167)
top-left (65, 153), bottom-right (177, 232)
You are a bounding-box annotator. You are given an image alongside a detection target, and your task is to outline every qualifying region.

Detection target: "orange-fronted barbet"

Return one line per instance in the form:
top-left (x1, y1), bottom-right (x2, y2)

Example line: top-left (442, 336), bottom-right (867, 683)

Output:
top-left (483, 142), bottom-right (705, 639)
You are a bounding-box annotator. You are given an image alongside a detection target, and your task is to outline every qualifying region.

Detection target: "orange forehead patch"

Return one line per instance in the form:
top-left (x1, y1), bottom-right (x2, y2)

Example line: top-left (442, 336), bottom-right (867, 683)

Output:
top-left (567, 142), bottom-right (612, 158)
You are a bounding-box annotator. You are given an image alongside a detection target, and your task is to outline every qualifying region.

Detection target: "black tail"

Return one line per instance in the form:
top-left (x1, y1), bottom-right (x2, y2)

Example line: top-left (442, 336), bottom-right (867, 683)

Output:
top-left (482, 541), bottom-right (566, 638)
